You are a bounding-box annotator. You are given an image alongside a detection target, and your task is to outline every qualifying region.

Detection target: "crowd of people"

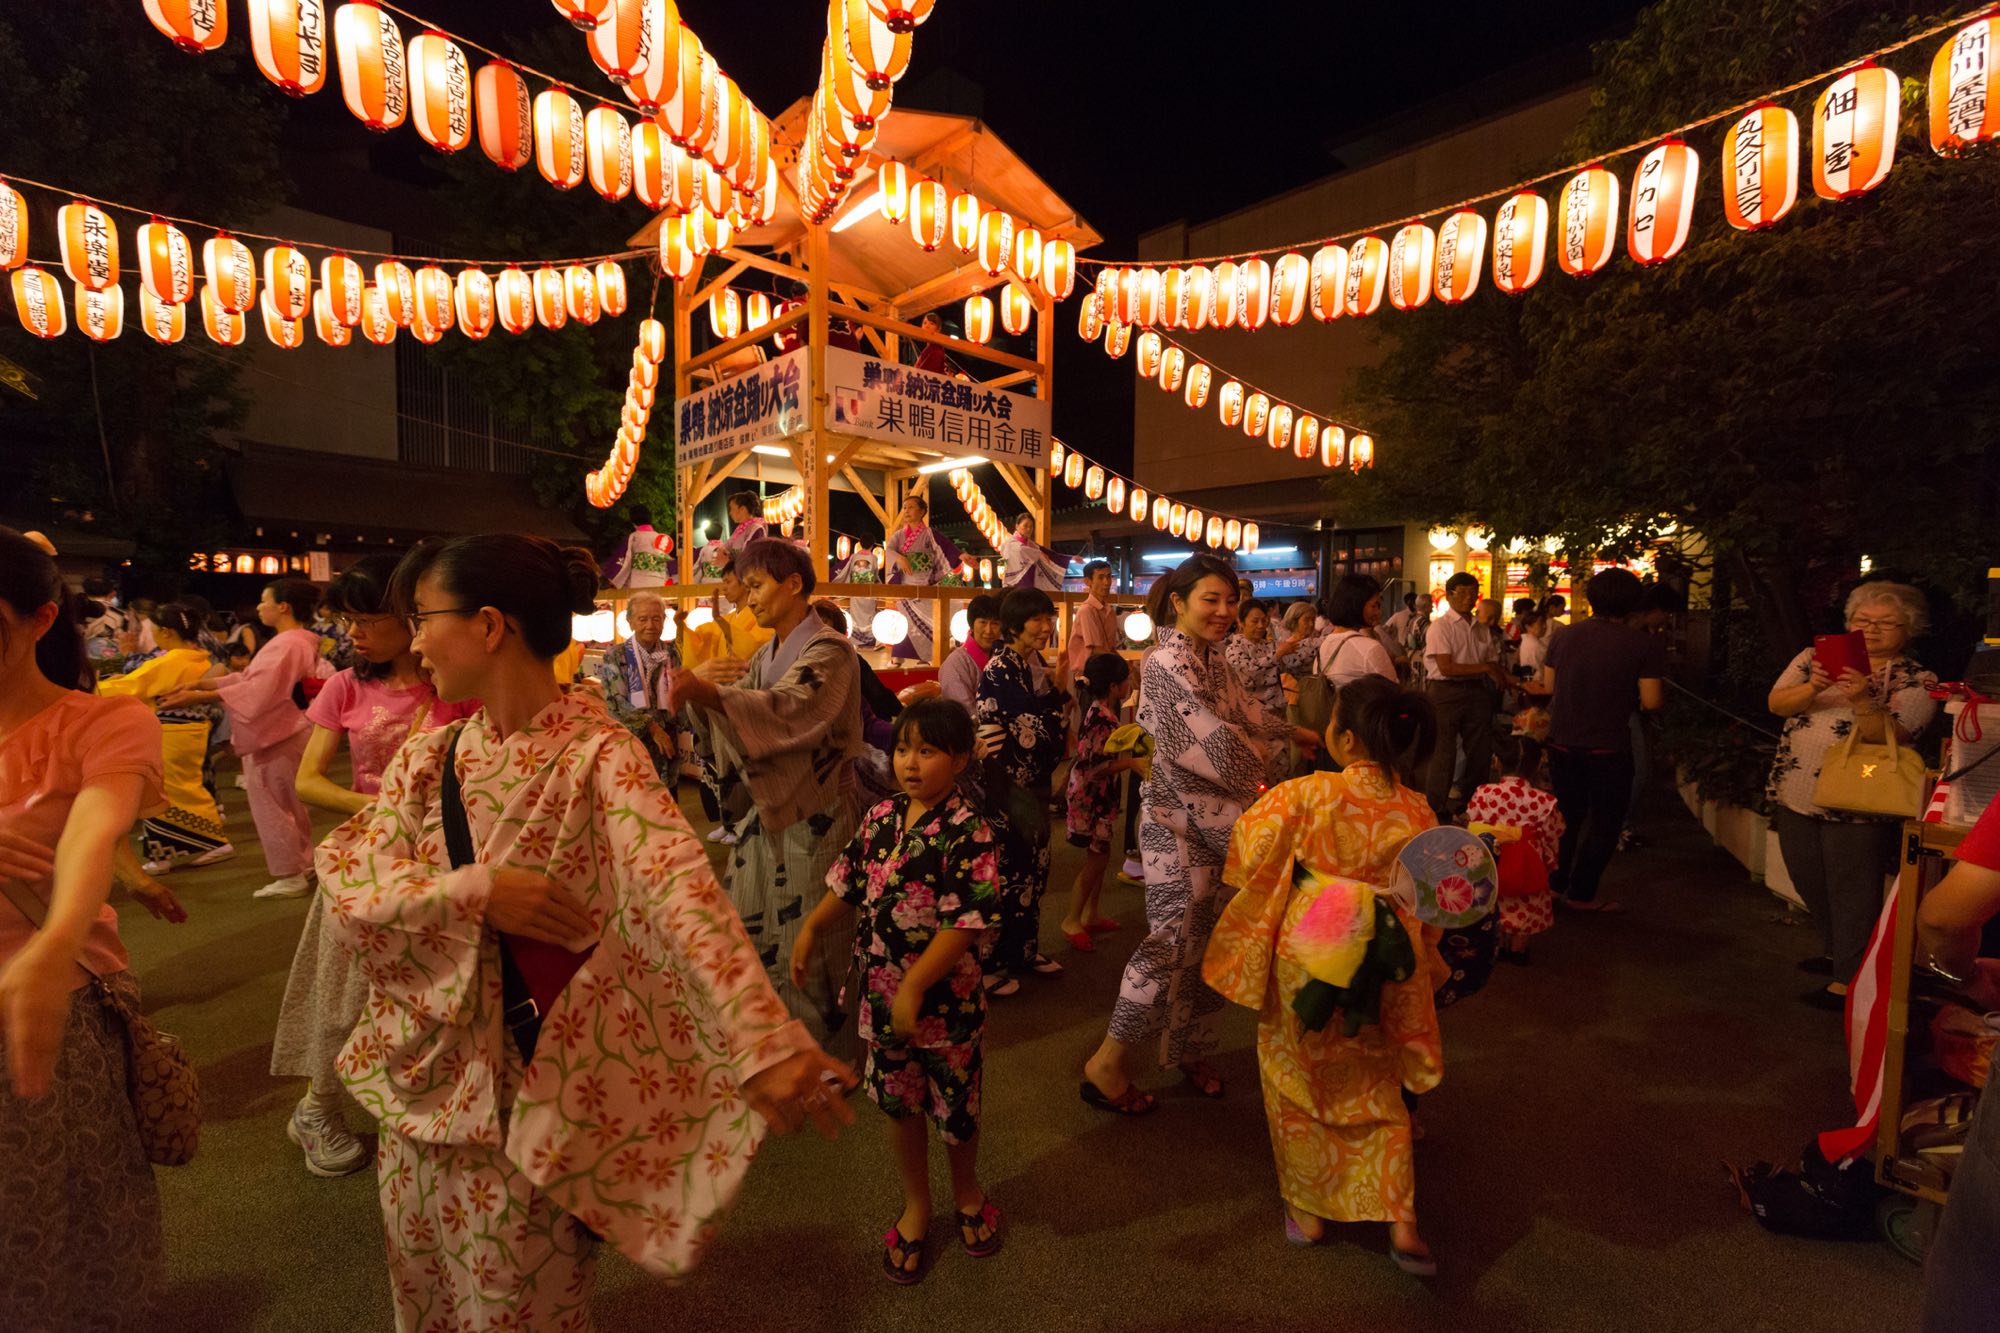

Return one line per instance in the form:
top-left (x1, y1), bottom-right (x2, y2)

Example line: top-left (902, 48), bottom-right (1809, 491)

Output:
top-left (1, 514), bottom-right (1984, 1329)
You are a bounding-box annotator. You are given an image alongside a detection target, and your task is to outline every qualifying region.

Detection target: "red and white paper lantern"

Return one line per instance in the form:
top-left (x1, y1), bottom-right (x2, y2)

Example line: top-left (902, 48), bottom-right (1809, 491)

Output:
top-left (1491, 190), bottom-right (1548, 294)
top-left (1721, 105), bottom-right (1798, 231)
top-left (1627, 140), bottom-right (1699, 265)
top-left (1556, 165), bottom-right (1620, 277)
top-left (475, 61), bottom-right (534, 171)
top-left (334, 3), bottom-right (408, 133)
top-left (1813, 63), bottom-right (1899, 200)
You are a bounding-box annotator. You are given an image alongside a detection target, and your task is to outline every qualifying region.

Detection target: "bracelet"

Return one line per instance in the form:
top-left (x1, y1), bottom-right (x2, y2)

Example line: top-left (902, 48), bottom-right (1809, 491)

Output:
top-left (1928, 958), bottom-right (1973, 986)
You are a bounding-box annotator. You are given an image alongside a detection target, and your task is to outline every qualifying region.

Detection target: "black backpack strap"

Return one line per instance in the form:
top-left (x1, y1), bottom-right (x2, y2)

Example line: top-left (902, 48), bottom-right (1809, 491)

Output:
top-left (439, 730), bottom-right (541, 1061)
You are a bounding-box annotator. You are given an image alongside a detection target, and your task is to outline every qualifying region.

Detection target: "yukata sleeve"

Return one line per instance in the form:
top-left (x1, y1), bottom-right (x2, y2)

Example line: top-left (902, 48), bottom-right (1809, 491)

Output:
top-left (1380, 904), bottom-right (1445, 1096)
top-left (1203, 785), bottom-right (1300, 1009)
top-left (829, 804), bottom-right (889, 906)
top-left (595, 653), bottom-right (643, 731)
top-left (314, 724), bottom-right (494, 1025)
top-left (714, 638), bottom-right (854, 766)
top-left (1533, 793), bottom-right (1565, 871)
top-left (216, 634), bottom-right (307, 717)
top-left (94, 653), bottom-right (178, 704)
top-left (941, 812), bottom-right (1000, 932)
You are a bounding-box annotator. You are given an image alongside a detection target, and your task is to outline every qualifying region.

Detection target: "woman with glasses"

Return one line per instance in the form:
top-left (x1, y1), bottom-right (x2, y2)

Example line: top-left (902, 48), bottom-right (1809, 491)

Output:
top-left (272, 554), bottom-right (477, 1178)
top-left (1766, 580), bottom-right (1939, 1008)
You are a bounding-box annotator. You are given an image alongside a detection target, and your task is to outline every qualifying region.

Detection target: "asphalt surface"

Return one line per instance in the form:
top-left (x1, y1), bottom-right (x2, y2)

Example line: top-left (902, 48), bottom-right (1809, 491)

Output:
top-left (119, 777), bottom-right (1924, 1332)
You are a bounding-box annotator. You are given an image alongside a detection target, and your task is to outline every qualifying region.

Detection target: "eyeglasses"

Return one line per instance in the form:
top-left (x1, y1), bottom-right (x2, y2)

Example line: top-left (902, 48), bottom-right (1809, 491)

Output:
top-left (404, 607), bottom-right (482, 634)
top-left (332, 613), bottom-right (399, 632)
top-left (1848, 616), bottom-right (1906, 632)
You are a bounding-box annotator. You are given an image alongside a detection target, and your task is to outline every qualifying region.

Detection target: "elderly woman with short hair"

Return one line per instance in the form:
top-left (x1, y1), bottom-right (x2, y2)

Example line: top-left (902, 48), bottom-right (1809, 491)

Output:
top-left (595, 590), bottom-right (680, 776)
top-left (1767, 580), bottom-right (1939, 1008)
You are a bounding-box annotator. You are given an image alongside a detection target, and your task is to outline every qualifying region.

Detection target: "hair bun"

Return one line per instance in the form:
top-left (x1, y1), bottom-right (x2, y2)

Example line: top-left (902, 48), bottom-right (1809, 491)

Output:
top-left (562, 546), bottom-right (602, 614)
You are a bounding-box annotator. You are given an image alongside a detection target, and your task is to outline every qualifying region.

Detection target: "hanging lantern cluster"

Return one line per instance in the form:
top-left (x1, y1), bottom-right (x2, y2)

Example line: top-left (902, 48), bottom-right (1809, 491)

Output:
top-left (762, 485), bottom-right (808, 528)
top-left (587, 315), bottom-right (667, 508)
top-left (797, 0), bottom-right (937, 225)
top-left (1051, 438), bottom-right (1263, 554)
top-left (947, 466), bottom-right (1010, 552)
top-left (872, 162), bottom-right (1076, 304)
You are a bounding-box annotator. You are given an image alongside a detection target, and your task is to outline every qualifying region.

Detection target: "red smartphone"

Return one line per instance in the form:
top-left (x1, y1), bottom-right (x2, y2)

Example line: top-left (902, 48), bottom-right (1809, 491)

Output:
top-left (1814, 631), bottom-right (1869, 682)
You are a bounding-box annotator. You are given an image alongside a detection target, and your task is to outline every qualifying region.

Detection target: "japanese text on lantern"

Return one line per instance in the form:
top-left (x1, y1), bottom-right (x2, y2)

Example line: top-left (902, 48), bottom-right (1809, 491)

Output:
top-left (298, 1), bottom-right (326, 81)
top-left (381, 18), bottom-right (407, 119)
top-left (1822, 85), bottom-right (1858, 173)
top-left (1732, 115), bottom-right (1764, 216)
top-left (1947, 26), bottom-right (1990, 140)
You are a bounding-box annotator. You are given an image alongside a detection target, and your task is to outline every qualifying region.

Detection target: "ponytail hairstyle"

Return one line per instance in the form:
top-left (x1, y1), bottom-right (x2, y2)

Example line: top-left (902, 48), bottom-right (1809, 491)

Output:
top-left (1143, 552), bottom-right (1239, 632)
top-left (390, 534), bottom-right (598, 661)
top-left (1331, 675), bottom-right (1436, 785)
top-left (0, 526), bottom-right (91, 691)
top-left (325, 553), bottom-right (407, 680)
top-left (151, 602), bottom-right (204, 645)
top-left (1076, 651), bottom-right (1131, 705)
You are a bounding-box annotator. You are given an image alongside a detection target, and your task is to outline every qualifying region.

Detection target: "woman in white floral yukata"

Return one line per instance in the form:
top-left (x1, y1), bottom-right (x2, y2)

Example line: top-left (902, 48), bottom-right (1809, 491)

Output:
top-left (316, 534), bottom-right (855, 1333)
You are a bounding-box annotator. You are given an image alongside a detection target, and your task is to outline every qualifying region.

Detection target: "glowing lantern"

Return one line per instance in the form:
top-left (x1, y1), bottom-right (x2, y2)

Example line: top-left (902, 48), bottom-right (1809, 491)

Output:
top-left (563, 265), bottom-right (598, 323)
top-left (260, 245), bottom-right (311, 321)
top-left (142, 288), bottom-right (187, 345)
top-left (1217, 378), bottom-right (1244, 427)
top-left (656, 27), bottom-right (711, 149)
top-left (1186, 508), bottom-right (1204, 541)
top-left (1242, 523), bottom-right (1260, 553)
top-left (1225, 519), bottom-right (1242, 550)
top-left (692, 200), bottom-right (732, 254)
top-left (138, 221), bottom-right (194, 304)
top-left (1237, 257), bottom-right (1271, 330)
top-left (1813, 63), bottom-right (1899, 200)
top-left (875, 161), bottom-right (910, 222)
top-left (1293, 413), bottom-right (1319, 459)
top-left (1491, 190), bottom-right (1548, 294)
top-left (1131, 267), bottom-right (1164, 327)
top-left (1158, 345), bottom-right (1185, 393)
top-left (249, 0), bottom-right (330, 96)
top-left (836, 535), bottom-right (853, 561)
top-left (1556, 165), bottom-right (1620, 277)
top-left (58, 203), bottom-right (119, 293)
top-left (709, 287), bottom-right (741, 339)
top-left (203, 235), bottom-right (257, 314)
top-left (1387, 223), bottom-right (1435, 310)
top-left (145, 0), bottom-right (228, 51)
top-left (587, 0), bottom-right (650, 84)
top-left (1076, 291), bottom-right (1104, 341)
top-left (406, 32), bottom-right (472, 153)
top-left (1135, 329), bottom-right (1162, 378)
top-left (1063, 452), bottom-right (1085, 489)
top-left (533, 267), bottom-right (568, 329)
top-left (1269, 252), bottom-right (1309, 327)
top-left (413, 264), bottom-right (452, 330)
top-left (1183, 266), bottom-right (1215, 330)
top-left (1242, 392), bottom-right (1270, 440)
top-left (551, 0), bottom-right (612, 30)
top-left (200, 284), bottom-right (245, 345)
top-left (1102, 318), bottom-right (1130, 358)
top-left (1435, 210), bottom-right (1487, 304)
top-left (1085, 465), bottom-right (1106, 501)
top-left (1722, 105), bottom-right (1798, 231)
top-left (534, 87), bottom-right (587, 190)
top-left (1000, 282), bottom-right (1034, 336)
top-left (1933, 19), bottom-right (2000, 154)
top-left (1627, 141), bottom-right (1699, 265)
top-left (75, 283), bottom-right (123, 342)
top-left (261, 292), bottom-right (306, 349)
top-left (1267, 403), bottom-right (1294, 451)
top-left (374, 260), bottom-right (414, 326)
top-left (1306, 245), bottom-right (1346, 322)
top-left (1106, 476), bottom-right (1126, 513)
top-left (1003, 226), bottom-right (1042, 285)
top-left (1183, 360), bottom-right (1211, 408)
top-left (585, 107), bottom-right (633, 201)
top-left (1129, 487), bottom-right (1148, 522)
top-left (304, 287), bottom-right (345, 347)
top-left (950, 193), bottom-right (981, 254)
top-left (657, 214), bottom-right (697, 278)
top-left (905, 178), bottom-right (947, 250)
top-left (1169, 503), bottom-right (1187, 537)
top-left (410, 304), bottom-right (444, 344)
top-left (963, 293), bottom-right (993, 344)
top-left (1320, 425), bottom-right (1346, 469)
top-left (1205, 516), bottom-right (1223, 549)
top-left (317, 253), bottom-right (361, 325)
top-left (475, 61), bottom-right (534, 171)
top-left (637, 316), bottom-right (666, 362)
top-left (0, 182), bottom-right (24, 272)
top-left (871, 609), bottom-right (910, 646)
top-left (1040, 237), bottom-right (1075, 300)
top-left (1152, 496), bottom-right (1171, 530)
top-left (632, 124), bottom-right (686, 211)
top-left (334, 3), bottom-right (408, 133)
top-left (1212, 262), bottom-right (1239, 328)
top-left (976, 209), bottom-right (1014, 277)
top-left (1343, 237), bottom-right (1387, 317)
top-left (1157, 267), bottom-right (1190, 329)
top-left (359, 284), bottom-right (396, 344)
top-left (496, 267), bottom-right (534, 333)
top-left (1350, 434), bottom-right (1375, 470)
top-left (591, 261), bottom-right (627, 318)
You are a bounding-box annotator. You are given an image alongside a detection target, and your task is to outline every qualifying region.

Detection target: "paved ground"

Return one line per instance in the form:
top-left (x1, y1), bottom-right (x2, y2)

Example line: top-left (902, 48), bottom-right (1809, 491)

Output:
top-left (118, 777), bottom-right (1925, 1332)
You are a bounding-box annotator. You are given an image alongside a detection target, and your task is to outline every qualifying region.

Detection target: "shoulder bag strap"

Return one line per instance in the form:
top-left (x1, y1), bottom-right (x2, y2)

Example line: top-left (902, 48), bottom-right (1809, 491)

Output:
top-left (439, 731), bottom-right (539, 1059)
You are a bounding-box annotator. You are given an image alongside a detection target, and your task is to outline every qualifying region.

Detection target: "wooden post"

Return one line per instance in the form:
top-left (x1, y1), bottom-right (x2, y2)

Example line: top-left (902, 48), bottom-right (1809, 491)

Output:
top-left (805, 220), bottom-right (831, 578)
top-left (673, 272), bottom-right (696, 596)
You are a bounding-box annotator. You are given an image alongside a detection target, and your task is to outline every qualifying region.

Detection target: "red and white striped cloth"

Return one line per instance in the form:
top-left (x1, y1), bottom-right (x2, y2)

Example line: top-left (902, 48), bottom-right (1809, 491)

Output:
top-left (1817, 882), bottom-right (1900, 1164)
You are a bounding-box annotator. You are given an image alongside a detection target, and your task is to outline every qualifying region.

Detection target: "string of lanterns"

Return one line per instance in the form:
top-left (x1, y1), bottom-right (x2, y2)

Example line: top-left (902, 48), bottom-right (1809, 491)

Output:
top-left (705, 285), bottom-right (801, 345)
top-left (0, 175), bottom-right (639, 346)
top-left (586, 315), bottom-right (667, 508)
top-left (1049, 439), bottom-right (1264, 556)
top-left (945, 466), bottom-right (1010, 552)
top-left (142, 1), bottom-right (779, 239)
top-left (797, 1), bottom-right (939, 225)
top-left (1068, 12), bottom-right (1997, 310)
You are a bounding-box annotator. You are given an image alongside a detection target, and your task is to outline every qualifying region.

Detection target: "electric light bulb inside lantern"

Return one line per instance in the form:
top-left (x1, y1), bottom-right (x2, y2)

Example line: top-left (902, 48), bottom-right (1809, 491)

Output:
top-left (950, 609), bottom-right (970, 643)
top-left (684, 606), bottom-right (715, 631)
top-left (871, 608), bottom-right (910, 646)
top-left (1123, 611), bottom-right (1155, 642)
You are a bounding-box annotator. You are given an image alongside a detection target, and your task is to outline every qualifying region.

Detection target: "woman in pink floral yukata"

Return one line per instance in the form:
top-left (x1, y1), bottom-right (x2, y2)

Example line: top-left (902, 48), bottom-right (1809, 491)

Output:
top-left (316, 534), bottom-right (855, 1333)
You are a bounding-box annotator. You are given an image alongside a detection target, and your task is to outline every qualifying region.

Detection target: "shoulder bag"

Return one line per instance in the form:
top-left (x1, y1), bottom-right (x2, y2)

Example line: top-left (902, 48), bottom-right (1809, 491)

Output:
top-left (1812, 723), bottom-right (1927, 819)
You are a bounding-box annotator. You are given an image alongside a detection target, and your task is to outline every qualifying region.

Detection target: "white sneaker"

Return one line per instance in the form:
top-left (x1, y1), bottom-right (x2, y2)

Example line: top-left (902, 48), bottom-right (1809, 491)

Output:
top-left (190, 842), bottom-right (238, 867)
top-left (287, 1099), bottom-right (368, 1177)
top-left (253, 874), bottom-right (312, 899)
top-left (141, 858), bottom-right (178, 877)
top-left (706, 827), bottom-right (739, 846)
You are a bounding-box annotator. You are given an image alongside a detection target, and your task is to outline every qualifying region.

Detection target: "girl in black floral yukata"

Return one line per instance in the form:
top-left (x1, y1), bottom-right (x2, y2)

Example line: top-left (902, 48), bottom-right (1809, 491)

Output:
top-left (974, 588), bottom-right (1073, 996)
top-left (793, 699), bottom-right (1003, 1285)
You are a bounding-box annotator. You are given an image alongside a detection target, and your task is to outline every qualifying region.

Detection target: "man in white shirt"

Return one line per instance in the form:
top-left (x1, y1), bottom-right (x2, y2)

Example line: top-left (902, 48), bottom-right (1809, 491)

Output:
top-left (1424, 573), bottom-right (1510, 821)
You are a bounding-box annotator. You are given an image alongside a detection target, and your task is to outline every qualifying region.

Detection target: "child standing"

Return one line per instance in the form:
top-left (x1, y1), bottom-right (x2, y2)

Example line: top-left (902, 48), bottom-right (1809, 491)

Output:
top-left (1060, 652), bottom-right (1136, 951)
top-left (793, 698), bottom-right (1004, 1285)
top-left (1465, 736), bottom-right (1563, 963)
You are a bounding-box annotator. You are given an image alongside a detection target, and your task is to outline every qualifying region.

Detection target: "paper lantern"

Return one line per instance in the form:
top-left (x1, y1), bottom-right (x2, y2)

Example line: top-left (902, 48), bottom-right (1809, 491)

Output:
top-left (1350, 434), bottom-right (1375, 470)
top-left (656, 26), bottom-right (711, 149)
top-left (1343, 237), bottom-right (1387, 317)
top-left (1387, 224), bottom-right (1435, 310)
top-left (406, 32), bottom-right (472, 153)
top-left (998, 226), bottom-right (1041, 287)
top-left (1063, 452), bottom-right (1085, 489)
top-left (534, 87), bottom-right (586, 190)
top-left (410, 304), bottom-right (444, 344)
top-left (1628, 141), bottom-right (1699, 265)
top-left (145, 0), bottom-right (228, 51)
top-left (551, 0), bottom-right (612, 30)
top-left (307, 253), bottom-right (357, 327)
top-left (1133, 267), bottom-right (1166, 327)
top-left (709, 287), bottom-right (741, 339)
top-left (374, 260), bottom-right (414, 326)
top-left (1242, 392), bottom-right (1270, 440)
top-left (412, 264), bottom-right (452, 330)
top-left (496, 266), bottom-right (534, 333)
top-left (595, 261), bottom-right (628, 317)
top-left (1556, 165), bottom-right (1620, 277)
top-left (1036, 236), bottom-right (1075, 301)
top-left (1155, 267), bottom-right (1190, 329)
top-left (260, 245), bottom-right (311, 321)
top-left (250, 0), bottom-right (330, 96)
top-left (1084, 465), bottom-right (1105, 501)
top-left (1211, 262), bottom-right (1239, 329)
top-left (585, 107), bottom-right (633, 201)
top-left (1320, 424), bottom-right (1346, 469)
top-left (136, 221), bottom-right (193, 304)
top-left (1242, 523), bottom-right (1260, 553)
top-left (1491, 190), bottom-right (1548, 294)
top-left (1435, 210), bottom-right (1487, 304)
top-left (1000, 282), bottom-right (1033, 336)
top-left (334, 3), bottom-right (408, 133)
top-left (1933, 19), bottom-right (2000, 154)
top-left (587, 0), bottom-right (651, 84)
top-left (564, 265), bottom-right (599, 323)
top-left (873, 160), bottom-right (910, 223)
top-left (1813, 63), bottom-right (1898, 200)
top-left (475, 61), bottom-right (534, 171)
top-left (963, 293), bottom-right (993, 344)
top-left (1076, 290), bottom-right (1104, 341)
top-left (1269, 252), bottom-right (1309, 327)
top-left (1267, 403), bottom-right (1294, 451)
top-left (637, 316), bottom-right (667, 363)
top-left (657, 213), bottom-right (698, 278)
top-left (1293, 413), bottom-right (1319, 460)
top-left (1721, 105), bottom-right (1798, 231)
top-left (142, 288), bottom-right (187, 344)
top-left (359, 283), bottom-right (396, 343)
top-left (1225, 519), bottom-right (1242, 551)
top-left (1237, 257), bottom-right (1271, 330)
top-left (841, 0), bottom-right (914, 85)
top-left (690, 202), bottom-right (732, 254)
top-left (1169, 503), bottom-right (1187, 538)
top-left (533, 267), bottom-right (568, 329)
top-left (200, 283), bottom-right (245, 345)
top-left (871, 608), bottom-right (910, 646)
top-left (58, 203), bottom-right (119, 293)
top-left (904, 178), bottom-right (947, 251)
top-left (0, 182), bottom-right (24, 272)
top-left (1217, 378), bottom-right (1244, 427)
top-left (1105, 476), bottom-right (1127, 514)
top-left (75, 282), bottom-right (122, 342)
top-left (1129, 486), bottom-right (1148, 521)
top-left (1158, 345), bottom-right (1185, 393)
top-left (1177, 265), bottom-right (1211, 331)
top-left (950, 193), bottom-right (981, 254)
top-left (1205, 516), bottom-right (1223, 549)
top-left (1183, 360), bottom-right (1211, 408)
top-left (1151, 496), bottom-right (1170, 530)
top-left (1135, 329), bottom-right (1161, 378)
top-left (1307, 245), bottom-right (1346, 322)
top-left (261, 292), bottom-right (306, 349)
top-left (976, 209), bottom-right (1014, 277)
top-left (203, 235), bottom-right (257, 314)
top-left (311, 287), bottom-right (350, 346)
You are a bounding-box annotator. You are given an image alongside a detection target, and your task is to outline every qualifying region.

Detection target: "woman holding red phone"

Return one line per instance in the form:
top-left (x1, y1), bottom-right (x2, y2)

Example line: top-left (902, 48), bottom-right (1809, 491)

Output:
top-left (1766, 580), bottom-right (1938, 1009)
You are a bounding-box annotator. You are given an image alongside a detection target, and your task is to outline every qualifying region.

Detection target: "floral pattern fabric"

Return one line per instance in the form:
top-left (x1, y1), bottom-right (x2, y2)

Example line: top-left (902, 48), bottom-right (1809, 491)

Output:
top-left (1204, 765), bottom-right (1442, 1224)
top-left (974, 644), bottom-right (1070, 970)
top-left (1065, 701), bottom-right (1123, 852)
top-left (1765, 649), bottom-right (1938, 822)
top-left (1464, 776), bottom-right (1563, 939)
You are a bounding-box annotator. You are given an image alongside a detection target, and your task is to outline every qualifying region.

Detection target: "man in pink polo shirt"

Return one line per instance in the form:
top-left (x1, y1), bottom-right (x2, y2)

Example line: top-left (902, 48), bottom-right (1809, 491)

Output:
top-left (1067, 560), bottom-right (1118, 675)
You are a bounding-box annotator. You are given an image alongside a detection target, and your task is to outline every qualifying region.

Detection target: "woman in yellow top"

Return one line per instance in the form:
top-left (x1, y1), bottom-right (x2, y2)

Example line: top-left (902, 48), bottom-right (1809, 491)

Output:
top-left (96, 602), bottom-right (235, 875)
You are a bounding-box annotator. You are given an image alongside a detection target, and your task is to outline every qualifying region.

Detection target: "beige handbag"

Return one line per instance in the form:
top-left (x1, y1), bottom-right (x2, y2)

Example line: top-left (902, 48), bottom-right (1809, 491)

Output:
top-left (2, 880), bottom-right (200, 1166)
top-left (1812, 724), bottom-right (1927, 819)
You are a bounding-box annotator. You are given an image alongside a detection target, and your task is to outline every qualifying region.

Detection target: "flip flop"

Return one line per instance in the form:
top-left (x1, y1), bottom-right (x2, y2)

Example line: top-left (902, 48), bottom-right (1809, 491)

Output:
top-left (1391, 1246), bottom-right (1438, 1278)
top-left (882, 1224), bottom-right (925, 1285)
top-left (1088, 917), bottom-right (1122, 933)
top-left (1179, 1064), bottom-right (1225, 1099)
top-left (1284, 1213), bottom-right (1325, 1247)
top-left (1064, 929), bottom-right (1096, 952)
top-left (1078, 1079), bottom-right (1157, 1116)
top-left (957, 1200), bottom-right (1004, 1258)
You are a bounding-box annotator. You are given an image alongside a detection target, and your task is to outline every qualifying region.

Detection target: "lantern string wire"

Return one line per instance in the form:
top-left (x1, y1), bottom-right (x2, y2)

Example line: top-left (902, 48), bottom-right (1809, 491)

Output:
top-left (1142, 328), bottom-right (1380, 443)
top-left (1044, 439), bottom-right (1266, 546)
top-left (1078, 5), bottom-right (1986, 270)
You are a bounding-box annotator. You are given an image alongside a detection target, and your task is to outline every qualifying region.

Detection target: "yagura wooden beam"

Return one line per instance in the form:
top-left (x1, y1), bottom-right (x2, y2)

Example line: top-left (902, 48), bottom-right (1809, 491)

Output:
top-left (688, 257), bottom-right (752, 312)
top-left (686, 305), bottom-right (807, 373)
top-left (992, 460), bottom-right (1042, 518)
top-left (841, 464), bottom-right (892, 528)
top-left (717, 247), bottom-right (811, 287)
top-left (831, 302), bottom-right (1042, 376)
top-left (982, 368), bottom-right (1038, 390)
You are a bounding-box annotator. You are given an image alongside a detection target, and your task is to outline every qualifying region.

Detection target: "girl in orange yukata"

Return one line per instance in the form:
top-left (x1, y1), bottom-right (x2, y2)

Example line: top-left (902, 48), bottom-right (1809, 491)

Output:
top-left (1203, 676), bottom-right (1446, 1276)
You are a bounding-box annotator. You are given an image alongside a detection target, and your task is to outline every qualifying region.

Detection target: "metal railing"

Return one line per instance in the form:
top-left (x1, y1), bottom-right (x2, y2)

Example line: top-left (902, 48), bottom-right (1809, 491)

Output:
top-left (394, 340), bottom-right (553, 475)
